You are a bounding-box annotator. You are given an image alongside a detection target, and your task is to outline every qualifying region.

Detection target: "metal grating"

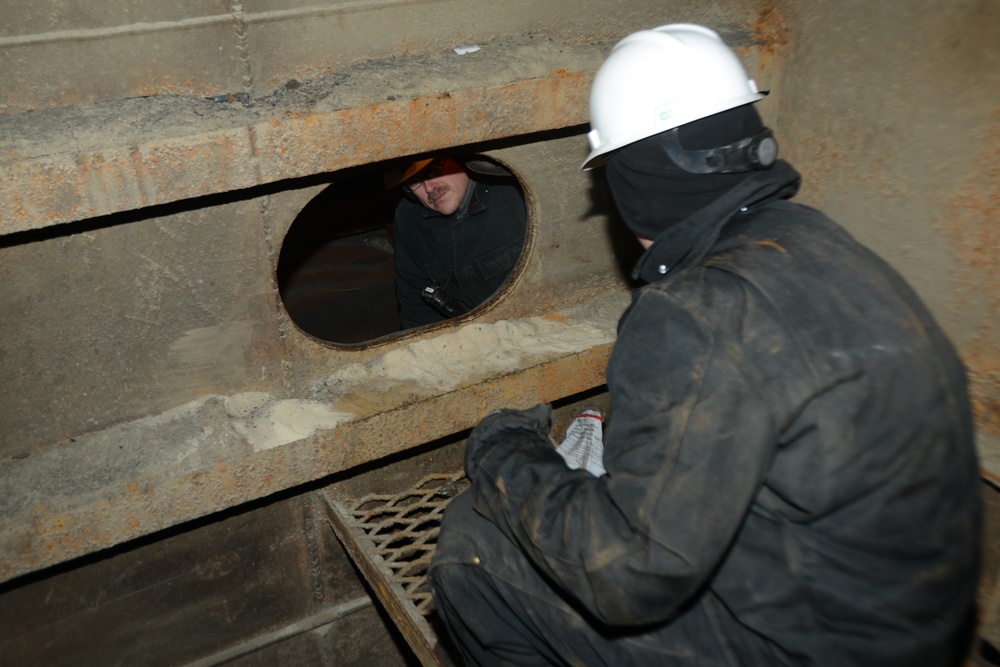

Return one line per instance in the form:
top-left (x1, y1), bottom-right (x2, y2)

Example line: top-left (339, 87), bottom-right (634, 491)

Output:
top-left (322, 471), bottom-right (469, 667)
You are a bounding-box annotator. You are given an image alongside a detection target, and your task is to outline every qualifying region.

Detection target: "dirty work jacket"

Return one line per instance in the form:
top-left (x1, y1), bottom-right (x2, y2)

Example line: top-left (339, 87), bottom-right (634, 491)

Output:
top-left (464, 161), bottom-right (981, 666)
top-left (394, 180), bottom-right (526, 328)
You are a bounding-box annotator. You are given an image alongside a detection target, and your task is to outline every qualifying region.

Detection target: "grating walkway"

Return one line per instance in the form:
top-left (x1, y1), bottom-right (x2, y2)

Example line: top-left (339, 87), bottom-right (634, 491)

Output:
top-left (322, 471), bottom-right (469, 667)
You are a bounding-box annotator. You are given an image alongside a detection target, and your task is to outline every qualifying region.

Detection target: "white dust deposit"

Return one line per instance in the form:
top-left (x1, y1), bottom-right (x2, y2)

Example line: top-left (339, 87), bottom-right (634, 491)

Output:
top-left (318, 314), bottom-right (616, 395)
top-left (224, 392), bottom-right (354, 452)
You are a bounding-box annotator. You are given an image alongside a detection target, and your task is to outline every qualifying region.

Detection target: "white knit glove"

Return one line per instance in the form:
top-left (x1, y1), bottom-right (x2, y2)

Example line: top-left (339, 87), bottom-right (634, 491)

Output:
top-left (554, 408), bottom-right (607, 477)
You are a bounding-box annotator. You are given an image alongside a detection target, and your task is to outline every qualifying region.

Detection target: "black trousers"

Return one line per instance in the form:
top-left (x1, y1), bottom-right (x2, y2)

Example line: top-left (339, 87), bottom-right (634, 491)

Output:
top-left (428, 491), bottom-right (752, 667)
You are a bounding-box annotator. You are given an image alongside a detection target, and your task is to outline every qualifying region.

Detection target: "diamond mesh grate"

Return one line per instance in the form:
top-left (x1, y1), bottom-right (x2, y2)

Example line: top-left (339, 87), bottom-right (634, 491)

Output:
top-left (334, 472), bottom-right (468, 616)
top-left (323, 470), bottom-right (470, 666)
top-left (327, 471), bottom-right (469, 617)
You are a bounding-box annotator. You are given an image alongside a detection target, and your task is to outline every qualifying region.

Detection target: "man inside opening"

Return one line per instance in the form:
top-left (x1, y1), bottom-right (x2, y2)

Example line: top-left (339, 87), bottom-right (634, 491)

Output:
top-left (386, 156), bottom-right (527, 329)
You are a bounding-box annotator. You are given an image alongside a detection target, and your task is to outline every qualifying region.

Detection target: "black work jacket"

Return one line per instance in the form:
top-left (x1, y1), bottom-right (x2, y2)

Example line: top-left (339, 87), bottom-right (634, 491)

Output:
top-left (393, 180), bottom-right (526, 328)
top-left (468, 161), bottom-right (981, 666)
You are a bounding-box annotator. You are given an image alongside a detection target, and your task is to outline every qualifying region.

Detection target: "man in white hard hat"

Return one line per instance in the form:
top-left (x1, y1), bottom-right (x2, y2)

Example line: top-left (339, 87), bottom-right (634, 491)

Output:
top-left (429, 24), bottom-right (981, 666)
top-left (385, 156), bottom-right (527, 329)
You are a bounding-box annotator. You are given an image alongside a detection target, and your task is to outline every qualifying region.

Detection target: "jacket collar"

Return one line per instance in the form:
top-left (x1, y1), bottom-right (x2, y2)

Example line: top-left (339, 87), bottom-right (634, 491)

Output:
top-left (632, 161), bottom-right (801, 284)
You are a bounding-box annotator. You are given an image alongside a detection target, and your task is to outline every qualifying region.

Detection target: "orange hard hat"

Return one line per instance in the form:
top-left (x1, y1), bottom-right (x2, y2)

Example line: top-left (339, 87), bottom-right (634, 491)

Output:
top-left (383, 158), bottom-right (434, 189)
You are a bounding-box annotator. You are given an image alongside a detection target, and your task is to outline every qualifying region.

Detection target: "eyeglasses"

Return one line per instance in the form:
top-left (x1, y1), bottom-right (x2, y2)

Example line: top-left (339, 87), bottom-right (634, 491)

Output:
top-left (403, 160), bottom-right (447, 193)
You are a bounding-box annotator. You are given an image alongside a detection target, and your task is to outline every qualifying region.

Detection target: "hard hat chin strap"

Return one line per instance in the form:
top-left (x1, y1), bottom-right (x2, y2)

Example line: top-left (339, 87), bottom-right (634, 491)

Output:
top-left (659, 127), bottom-right (779, 174)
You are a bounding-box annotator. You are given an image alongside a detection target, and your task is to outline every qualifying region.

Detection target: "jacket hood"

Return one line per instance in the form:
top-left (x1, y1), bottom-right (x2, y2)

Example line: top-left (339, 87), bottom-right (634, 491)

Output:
top-left (631, 160), bottom-right (801, 284)
top-left (606, 104), bottom-right (767, 242)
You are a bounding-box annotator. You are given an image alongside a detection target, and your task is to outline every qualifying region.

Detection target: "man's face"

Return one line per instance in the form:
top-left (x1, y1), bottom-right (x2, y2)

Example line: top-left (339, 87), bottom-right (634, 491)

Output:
top-left (404, 158), bottom-right (471, 216)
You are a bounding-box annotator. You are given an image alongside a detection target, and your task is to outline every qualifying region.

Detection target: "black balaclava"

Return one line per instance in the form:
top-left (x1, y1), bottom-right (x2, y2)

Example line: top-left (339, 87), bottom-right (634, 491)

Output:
top-left (606, 103), bottom-right (766, 243)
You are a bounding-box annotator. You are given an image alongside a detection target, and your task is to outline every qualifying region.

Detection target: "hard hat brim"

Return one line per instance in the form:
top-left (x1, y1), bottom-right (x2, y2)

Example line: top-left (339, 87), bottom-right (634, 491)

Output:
top-left (383, 158), bottom-right (434, 189)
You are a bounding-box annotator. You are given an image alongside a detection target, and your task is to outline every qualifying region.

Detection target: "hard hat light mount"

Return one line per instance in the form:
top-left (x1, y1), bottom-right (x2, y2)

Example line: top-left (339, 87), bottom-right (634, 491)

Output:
top-left (659, 127), bottom-right (778, 174)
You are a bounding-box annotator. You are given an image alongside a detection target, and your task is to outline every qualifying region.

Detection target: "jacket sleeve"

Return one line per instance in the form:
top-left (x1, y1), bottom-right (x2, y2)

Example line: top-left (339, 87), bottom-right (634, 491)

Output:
top-left (468, 269), bottom-right (779, 627)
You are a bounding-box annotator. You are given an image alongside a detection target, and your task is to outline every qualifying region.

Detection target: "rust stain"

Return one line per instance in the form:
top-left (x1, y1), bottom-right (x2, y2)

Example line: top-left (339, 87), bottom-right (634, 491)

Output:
top-left (789, 124), bottom-right (856, 208)
top-left (940, 108), bottom-right (1000, 315)
top-left (967, 353), bottom-right (1000, 441)
top-left (939, 106), bottom-right (1000, 440)
top-left (942, 107), bottom-right (1000, 274)
top-left (131, 78), bottom-right (200, 99)
top-left (751, 4), bottom-right (791, 68)
top-left (748, 2), bottom-right (791, 78)
top-left (2, 70), bottom-right (592, 234)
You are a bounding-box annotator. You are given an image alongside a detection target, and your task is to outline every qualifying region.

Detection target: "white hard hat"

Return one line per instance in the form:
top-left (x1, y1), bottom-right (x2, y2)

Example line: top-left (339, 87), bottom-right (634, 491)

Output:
top-left (582, 23), bottom-right (766, 170)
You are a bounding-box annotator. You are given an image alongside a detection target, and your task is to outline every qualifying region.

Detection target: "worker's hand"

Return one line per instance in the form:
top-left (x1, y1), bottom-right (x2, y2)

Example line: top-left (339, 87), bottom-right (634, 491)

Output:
top-left (464, 403), bottom-right (554, 478)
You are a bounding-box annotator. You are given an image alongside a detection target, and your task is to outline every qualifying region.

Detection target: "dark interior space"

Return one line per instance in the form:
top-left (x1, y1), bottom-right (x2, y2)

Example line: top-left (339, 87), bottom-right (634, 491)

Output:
top-left (278, 171), bottom-right (402, 344)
